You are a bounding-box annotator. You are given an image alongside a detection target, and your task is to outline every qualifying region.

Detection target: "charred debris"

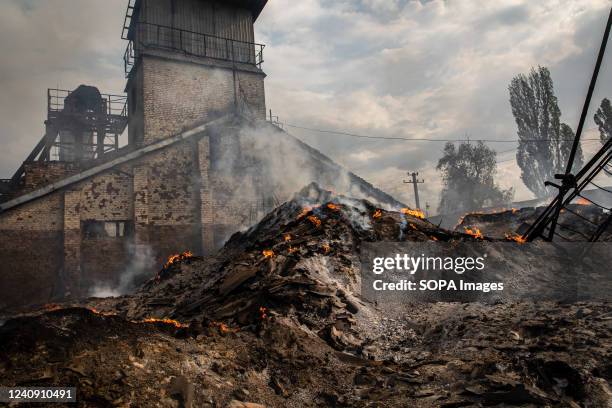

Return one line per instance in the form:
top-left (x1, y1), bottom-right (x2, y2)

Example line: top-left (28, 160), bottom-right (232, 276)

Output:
top-left (0, 184), bottom-right (610, 407)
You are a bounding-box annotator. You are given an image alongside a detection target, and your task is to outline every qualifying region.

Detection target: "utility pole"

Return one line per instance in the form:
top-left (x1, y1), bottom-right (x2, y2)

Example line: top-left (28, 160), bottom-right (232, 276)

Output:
top-left (404, 172), bottom-right (424, 209)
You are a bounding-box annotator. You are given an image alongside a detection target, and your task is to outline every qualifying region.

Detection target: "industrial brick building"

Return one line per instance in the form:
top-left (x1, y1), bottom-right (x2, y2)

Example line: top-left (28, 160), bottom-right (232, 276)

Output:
top-left (0, 0), bottom-right (402, 309)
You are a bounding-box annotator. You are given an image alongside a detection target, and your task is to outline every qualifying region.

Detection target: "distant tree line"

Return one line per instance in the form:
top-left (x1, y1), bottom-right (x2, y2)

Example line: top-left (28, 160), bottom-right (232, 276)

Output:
top-left (436, 65), bottom-right (610, 214)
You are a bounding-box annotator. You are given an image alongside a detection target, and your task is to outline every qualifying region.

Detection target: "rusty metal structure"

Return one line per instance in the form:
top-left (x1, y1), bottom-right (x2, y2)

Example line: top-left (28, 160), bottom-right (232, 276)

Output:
top-left (3, 86), bottom-right (128, 193)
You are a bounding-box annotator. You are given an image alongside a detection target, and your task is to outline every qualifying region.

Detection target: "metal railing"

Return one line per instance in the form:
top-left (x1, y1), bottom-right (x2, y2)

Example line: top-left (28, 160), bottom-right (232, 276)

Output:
top-left (48, 89), bottom-right (128, 117)
top-left (124, 22), bottom-right (265, 75)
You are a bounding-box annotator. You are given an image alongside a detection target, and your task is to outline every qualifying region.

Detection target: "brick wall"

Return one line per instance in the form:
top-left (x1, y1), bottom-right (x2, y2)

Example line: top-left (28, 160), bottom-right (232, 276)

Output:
top-left (198, 136), bottom-right (215, 255)
top-left (81, 238), bottom-right (128, 290)
top-left (63, 190), bottom-right (81, 297)
top-left (0, 167), bottom-right (136, 307)
top-left (23, 162), bottom-right (80, 192)
top-left (0, 193), bottom-right (64, 309)
top-left (78, 170), bottom-right (133, 221)
top-left (0, 47), bottom-right (268, 309)
top-left (141, 55), bottom-right (266, 143)
top-left (131, 144), bottom-right (202, 265)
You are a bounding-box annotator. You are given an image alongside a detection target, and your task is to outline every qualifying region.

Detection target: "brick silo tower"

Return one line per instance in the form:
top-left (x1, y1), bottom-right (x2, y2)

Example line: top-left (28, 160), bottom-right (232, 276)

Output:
top-left (120, 0), bottom-right (268, 258)
top-left (121, 0), bottom-right (268, 146)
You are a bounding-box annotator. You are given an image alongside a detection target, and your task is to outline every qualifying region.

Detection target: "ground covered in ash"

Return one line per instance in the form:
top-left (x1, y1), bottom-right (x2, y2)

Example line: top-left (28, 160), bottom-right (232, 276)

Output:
top-left (1, 185), bottom-right (611, 407)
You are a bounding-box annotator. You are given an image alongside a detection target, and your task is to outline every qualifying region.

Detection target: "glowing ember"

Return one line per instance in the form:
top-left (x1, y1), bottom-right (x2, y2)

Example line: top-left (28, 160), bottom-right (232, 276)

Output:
top-left (409, 223), bottom-right (418, 230)
top-left (464, 226), bottom-right (484, 239)
top-left (163, 251), bottom-right (194, 269)
top-left (327, 203), bottom-right (340, 211)
top-left (88, 307), bottom-right (117, 317)
top-left (401, 208), bottom-right (425, 219)
top-left (297, 206), bottom-right (313, 219)
top-left (262, 249), bottom-right (274, 258)
top-left (288, 246), bottom-right (298, 254)
top-left (373, 209), bottom-right (382, 219)
top-left (259, 306), bottom-right (268, 320)
top-left (576, 197), bottom-right (591, 206)
top-left (43, 303), bottom-right (63, 312)
top-left (209, 321), bottom-right (238, 334)
top-left (505, 233), bottom-right (527, 244)
top-left (307, 215), bottom-right (322, 228)
top-left (284, 234), bottom-right (292, 242)
top-left (142, 317), bottom-right (187, 328)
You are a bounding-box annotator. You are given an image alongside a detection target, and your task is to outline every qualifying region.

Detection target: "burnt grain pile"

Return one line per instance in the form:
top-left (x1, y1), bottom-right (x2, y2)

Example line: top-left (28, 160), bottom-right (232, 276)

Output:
top-left (0, 184), bottom-right (610, 407)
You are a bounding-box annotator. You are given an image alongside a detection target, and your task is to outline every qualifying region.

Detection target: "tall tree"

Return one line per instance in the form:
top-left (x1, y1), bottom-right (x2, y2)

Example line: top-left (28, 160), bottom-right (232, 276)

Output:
top-left (437, 141), bottom-right (513, 214)
top-left (594, 98), bottom-right (612, 146)
top-left (509, 66), bottom-right (583, 198)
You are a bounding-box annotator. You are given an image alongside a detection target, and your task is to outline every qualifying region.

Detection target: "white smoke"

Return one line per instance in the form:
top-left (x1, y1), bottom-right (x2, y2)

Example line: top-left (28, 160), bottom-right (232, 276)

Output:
top-left (211, 119), bottom-right (403, 227)
top-left (89, 243), bottom-right (156, 298)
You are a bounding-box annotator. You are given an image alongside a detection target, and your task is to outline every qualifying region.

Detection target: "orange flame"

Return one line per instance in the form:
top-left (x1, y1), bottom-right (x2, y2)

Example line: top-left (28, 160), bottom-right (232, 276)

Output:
top-left (464, 226), bottom-right (484, 239)
top-left (576, 197), bottom-right (590, 206)
top-left (297, 206), bottom-right (314, 219)
top-left (163, 251), bottom-right (193, 269)
top-left (327, 203), bottom-right (340, 211)
top-left (505, 233), bottom-right (527, 244)
top-left (288, 246), bottom-right (298, 254)
top-left (401, 208), bottom-right (425, 219)
top-left (373, 209), bottom-right (382, 219)
top-left (284, 234), bottom-right (292, 242)
top-left (307, 215), bottom-right (322, 228)
top-left (262, 249), bottom-right (274, 259)
top-left (142, 317), bottom-right (187, 328)
top-left (209, 321), bottom-right (238, 334)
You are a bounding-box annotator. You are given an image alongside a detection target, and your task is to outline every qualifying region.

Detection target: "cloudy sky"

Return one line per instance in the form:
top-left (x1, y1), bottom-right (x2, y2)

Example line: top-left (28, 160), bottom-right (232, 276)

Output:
top-left (1, 0), bottom-right (611, 212)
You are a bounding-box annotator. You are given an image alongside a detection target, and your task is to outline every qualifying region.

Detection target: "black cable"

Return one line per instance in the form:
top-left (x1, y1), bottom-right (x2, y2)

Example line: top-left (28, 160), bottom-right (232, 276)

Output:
top-left (589, 181), bottom-right (612, 194)
top-left (577, 194), bottom-right (610, 211)
top-left (283, 123), bottom-right (602, 144)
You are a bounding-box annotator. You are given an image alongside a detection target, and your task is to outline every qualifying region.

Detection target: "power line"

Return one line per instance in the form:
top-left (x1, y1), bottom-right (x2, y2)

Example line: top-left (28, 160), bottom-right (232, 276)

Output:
top-left (283, 123), bottom-right (605, 165)
top-left (284, 122), bottom-right (602, 143)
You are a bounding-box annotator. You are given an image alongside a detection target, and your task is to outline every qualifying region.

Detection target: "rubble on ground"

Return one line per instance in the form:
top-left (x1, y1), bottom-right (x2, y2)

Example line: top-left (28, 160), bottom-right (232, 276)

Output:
top-left (0, 184), bottom-right (610, 407)
top-left (456, 204), bottom-right (612, 241)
